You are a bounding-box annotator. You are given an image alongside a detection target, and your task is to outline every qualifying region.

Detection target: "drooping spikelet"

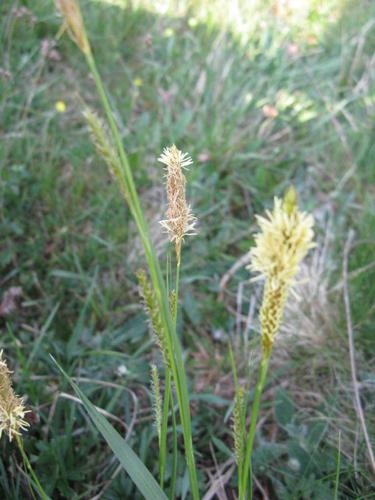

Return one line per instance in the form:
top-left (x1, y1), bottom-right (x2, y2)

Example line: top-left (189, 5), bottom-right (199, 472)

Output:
top-left (0, 351), bottom-right (29, 442)
top-left (84, 108), bottom-right (130, 203)
top-left (249, 188), bottom-right (315, 355)
top-left (150, 364), bottom-right (162, 446)
top-left (158, 145), bottom-right (197, 262)
top-left (232, 386), bottom-right (245, 468)
top-left (55, 0), bottom-right (91, 54)
top-left (137, 270), bottom-right (170, 367)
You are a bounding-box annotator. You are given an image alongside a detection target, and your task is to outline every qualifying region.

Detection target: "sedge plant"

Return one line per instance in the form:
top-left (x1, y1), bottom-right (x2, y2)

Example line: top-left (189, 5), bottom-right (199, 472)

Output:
top-left (0, 350), bottom-right (48, 499)
top-left (237, 188), bottom-right (315, 499)
top-left (139, 145), bottom-right (196, 494)
top-left (157, 145), bottom-right (196, 494)
top-left (56, 1), bottom-right (200, 497)
top-left (55, 2), bottom-right (316, 498)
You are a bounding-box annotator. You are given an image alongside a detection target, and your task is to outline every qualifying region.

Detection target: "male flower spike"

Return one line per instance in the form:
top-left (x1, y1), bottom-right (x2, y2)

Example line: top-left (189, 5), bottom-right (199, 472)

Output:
top-left (249, 188), bottom-right (315, 355)
top-left (0, 351), bottom-right (29, 442)
top-left (158, 145), bottom-right (197, 262)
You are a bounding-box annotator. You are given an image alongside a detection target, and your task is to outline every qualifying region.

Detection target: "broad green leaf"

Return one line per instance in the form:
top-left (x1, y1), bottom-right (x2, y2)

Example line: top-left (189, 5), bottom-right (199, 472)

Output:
top-left (211, 436), bottom-right (233, 458)
top-left (51, 356), bottom-right (167, 500)
top-left (275, 388), bottom-right (295, 427)
top-left (252, 442), bottom-right (286, 469)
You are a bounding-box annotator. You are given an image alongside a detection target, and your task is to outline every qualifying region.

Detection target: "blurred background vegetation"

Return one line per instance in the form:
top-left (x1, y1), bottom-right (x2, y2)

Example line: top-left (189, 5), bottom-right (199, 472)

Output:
top-left (1, 0), bottom-right (374, 497)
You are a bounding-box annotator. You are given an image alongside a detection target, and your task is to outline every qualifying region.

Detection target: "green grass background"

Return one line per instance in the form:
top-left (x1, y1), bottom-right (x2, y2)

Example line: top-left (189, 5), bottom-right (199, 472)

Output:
top-left (1, 0), bottom-right (374, 497)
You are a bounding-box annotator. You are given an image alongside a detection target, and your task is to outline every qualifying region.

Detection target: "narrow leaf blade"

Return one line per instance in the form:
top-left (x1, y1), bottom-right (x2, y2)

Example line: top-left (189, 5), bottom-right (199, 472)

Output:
top-left (51, 356), bottom-right (167, 500)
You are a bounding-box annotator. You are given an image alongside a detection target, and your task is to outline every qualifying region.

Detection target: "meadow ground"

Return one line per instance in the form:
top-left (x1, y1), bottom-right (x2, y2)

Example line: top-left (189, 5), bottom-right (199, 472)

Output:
top-left (1, 0), bottom-right (375, 498)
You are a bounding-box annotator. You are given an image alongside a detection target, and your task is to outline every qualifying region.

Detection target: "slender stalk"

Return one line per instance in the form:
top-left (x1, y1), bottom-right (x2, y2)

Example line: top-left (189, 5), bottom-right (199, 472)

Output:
top-left (159, 379), bottom-right (178, 495)
top-left (16, 436), bottom-right (49, 500)
top-left (159, 252), bottom-right (178, 490)
top-left (343, 231), bottom-right (375, 474)
top-left (83, 50), bottom-right (199, 499)
top-left (174, 259), bottom-right (181, 327)
top-left (334, 431), bottom-right (341, 500)
top-left (169, 255), bottom-right (181, 496)
top-left (86, 53), bottom-right (142, 226)
top-left (160, 253), bottom-right (181, 489)
top-left (169, 397), bottom-right (178, 499)
top-left (240, 355), bottom-right (270, 500)
top-left (228, 342), bottom-right (238, 390)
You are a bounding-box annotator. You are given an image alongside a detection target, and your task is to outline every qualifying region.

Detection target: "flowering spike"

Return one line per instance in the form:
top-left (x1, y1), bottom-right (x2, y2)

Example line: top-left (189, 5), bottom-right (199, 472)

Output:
top-left (158, 145), bottom-right (197, 262)
top-left (136, 270), bottom-right (170, 367)
top-left (249, 190), bottom-right (315, 354)
top-left (0, 351), bottom-right (29, 442)
top-left (283, 186), bottom-right (297, 216)
top-left (83, 108), bottom-right (129, 203)
top-left (232, 386), bottom-right (245, 468)
top-left (55, 0), bottom-right (91, 55)
top-left (150, 364), bottom-right (162, 446)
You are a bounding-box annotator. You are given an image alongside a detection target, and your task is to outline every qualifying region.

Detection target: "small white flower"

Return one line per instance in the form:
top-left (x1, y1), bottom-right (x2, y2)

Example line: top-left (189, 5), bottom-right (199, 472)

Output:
top-left (116, 364), bottom-right (128, 377)
top-left (288, 457), bottom-right (301, 472)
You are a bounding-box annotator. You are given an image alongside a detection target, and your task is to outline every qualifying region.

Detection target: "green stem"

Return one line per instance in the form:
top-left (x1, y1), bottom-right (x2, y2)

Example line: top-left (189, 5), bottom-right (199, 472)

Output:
top-left (86, 53), bottom-right (143, 226)
top-left (174, 258), bottom-right (181, 327)
top-left (169, 396), bottom-right (178, 499)
top-left (83, 51), bottom-right (199, 499)
top-left (334, 431), bottom-right (341, 500)
top-left (240, 355), bottom-right (270, 500)
top-left (16, 436), bottom-right (49, 500)
top-left (169, 255), bottom-right (180, 496)
top-left (160, 256), bottom-right (181, 491)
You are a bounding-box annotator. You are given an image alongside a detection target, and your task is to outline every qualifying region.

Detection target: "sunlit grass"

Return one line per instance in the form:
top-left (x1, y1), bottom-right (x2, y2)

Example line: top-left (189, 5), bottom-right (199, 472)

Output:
top-left (95, 0), bottom-right (342, 44)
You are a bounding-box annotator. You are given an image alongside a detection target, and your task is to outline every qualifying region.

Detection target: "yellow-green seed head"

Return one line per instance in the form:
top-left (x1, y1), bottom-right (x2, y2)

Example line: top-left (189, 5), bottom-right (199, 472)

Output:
top-left (249, 193), bottom-right (315, 286)
top-left (83, 108), bottom-right (130, 203)
top-left (282, 186), bottom-right (297, 216)
top-left (249, 190), bottom-right (315, 354)
top-left (0, 351), bottom-right (29, 442)
top-left (150, 364), bottom-right (162, 446)
top-left (137, 270), bottom-right (170, 368)
top-left (259, 280), bottom-right (288, 355)
top-left (55, 0), bottom-right (91, 54)
top-left (232, 386), bottom-right (245, 467)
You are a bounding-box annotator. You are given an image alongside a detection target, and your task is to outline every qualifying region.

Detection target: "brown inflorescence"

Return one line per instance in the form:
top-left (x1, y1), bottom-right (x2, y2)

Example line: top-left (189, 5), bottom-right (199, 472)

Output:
top-left (158, 145), bottom-right (197, 261)
top-left (55, 0), bottom-right (91, 54)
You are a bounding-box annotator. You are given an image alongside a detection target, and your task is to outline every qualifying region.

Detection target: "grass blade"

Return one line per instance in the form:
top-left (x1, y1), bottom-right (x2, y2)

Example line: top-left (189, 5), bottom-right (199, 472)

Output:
top-left (50, 356), bottom-right (167, 500)
top-left (334, 431), bottom-right (341, 500)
